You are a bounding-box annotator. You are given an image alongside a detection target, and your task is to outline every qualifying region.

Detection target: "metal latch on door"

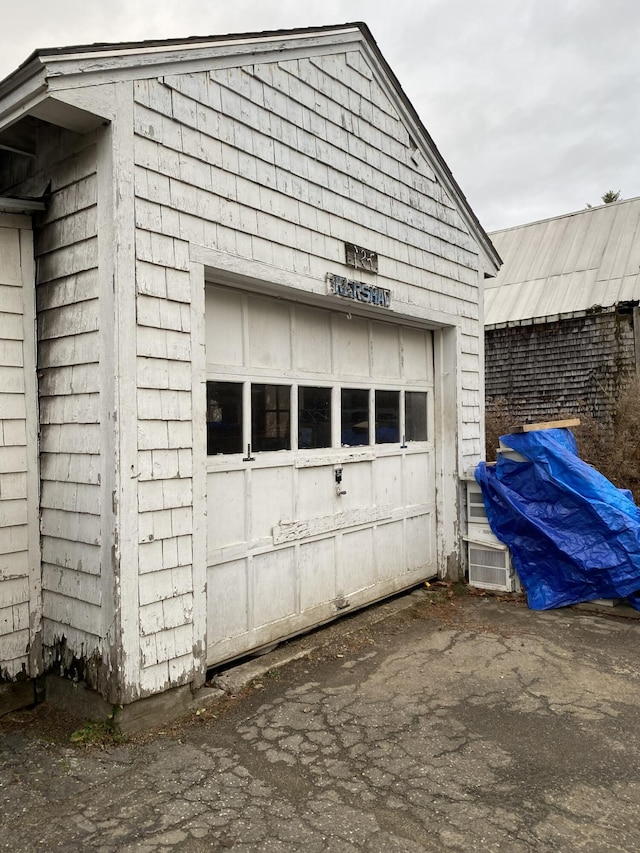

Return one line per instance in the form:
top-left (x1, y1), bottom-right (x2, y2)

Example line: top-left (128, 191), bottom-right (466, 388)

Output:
top-left (334, 467), bottom-right (347, 497)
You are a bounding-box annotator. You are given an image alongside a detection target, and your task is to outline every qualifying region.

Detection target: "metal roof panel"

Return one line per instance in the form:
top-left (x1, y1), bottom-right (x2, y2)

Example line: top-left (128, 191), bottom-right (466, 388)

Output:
top-left (488, 196), bottom-right (640, 325)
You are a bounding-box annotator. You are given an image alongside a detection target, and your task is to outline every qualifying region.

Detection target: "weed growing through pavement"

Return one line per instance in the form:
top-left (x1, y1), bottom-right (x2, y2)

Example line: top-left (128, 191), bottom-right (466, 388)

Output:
top-left (69, 706), bottom-right (123, 747)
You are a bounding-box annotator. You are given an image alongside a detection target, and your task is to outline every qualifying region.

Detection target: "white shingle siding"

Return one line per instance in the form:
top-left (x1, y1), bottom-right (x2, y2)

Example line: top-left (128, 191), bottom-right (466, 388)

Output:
top-left (132, 55), bottom-right (481, 309)
top-left (31, 142), bottom-right (104, 663)
top-left (0, 215), bottom-right (40, 680)
top-left (135, 232), bottom-right (197, 688)
top-left (128, 48), bottom-right (484, 688)
top-left (134, 60), bottom-right (479, 288)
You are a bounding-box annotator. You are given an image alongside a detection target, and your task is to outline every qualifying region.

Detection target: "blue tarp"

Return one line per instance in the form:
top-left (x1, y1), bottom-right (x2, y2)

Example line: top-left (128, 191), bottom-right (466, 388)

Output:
top-left (475, 429), bottom-right (640, 610)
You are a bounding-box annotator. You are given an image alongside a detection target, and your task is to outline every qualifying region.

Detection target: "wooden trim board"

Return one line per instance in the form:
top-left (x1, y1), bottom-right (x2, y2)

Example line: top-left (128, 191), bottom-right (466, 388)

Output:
top-left (512, 418), bottom-right (581, 433)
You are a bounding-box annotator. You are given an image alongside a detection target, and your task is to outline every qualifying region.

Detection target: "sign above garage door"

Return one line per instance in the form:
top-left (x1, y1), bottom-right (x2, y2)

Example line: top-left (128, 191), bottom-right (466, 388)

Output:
top-left (327, 273), bottom-right (391, 309)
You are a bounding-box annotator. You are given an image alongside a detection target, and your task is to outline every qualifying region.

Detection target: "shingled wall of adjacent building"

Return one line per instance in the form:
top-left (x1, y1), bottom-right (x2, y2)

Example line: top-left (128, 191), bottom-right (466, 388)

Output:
top-left (485, 306), bottom-right (639, 423)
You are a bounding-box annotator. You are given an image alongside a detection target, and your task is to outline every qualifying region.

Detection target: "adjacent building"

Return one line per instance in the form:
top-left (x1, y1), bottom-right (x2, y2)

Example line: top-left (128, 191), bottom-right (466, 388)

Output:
top-left (486, 197), bottom-right (640, 423)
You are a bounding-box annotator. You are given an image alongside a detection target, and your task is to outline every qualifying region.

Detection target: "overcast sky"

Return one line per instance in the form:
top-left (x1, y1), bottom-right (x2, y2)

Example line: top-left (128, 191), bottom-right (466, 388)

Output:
top-left (2, 0), bottom-right (638, 232)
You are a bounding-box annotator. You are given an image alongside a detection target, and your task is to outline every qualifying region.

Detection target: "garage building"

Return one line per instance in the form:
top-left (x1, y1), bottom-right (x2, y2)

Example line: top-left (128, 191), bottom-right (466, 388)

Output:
top-left (0, 23), bottom-right (499, 711)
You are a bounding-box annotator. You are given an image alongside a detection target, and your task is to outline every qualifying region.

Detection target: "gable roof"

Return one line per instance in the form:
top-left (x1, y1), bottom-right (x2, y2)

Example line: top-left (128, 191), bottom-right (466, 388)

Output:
top-left (486, 196), bottom-right (640, 327)
top-left (0, 22), bottom-right (500, 274)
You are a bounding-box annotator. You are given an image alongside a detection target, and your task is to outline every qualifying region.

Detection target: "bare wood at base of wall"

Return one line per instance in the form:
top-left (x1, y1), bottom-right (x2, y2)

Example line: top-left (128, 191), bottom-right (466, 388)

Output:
top-left (0, 681), bottom-right (35, 716)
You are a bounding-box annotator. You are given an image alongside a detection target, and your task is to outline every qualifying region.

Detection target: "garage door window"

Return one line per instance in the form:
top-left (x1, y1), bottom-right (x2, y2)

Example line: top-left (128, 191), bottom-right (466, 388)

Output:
top-left (207, 382), bottom-right (429, 454)
top-left (252, 384), bottom-right (291, 451)
top-left (207, 381), bottom-right (243, 455)
top-left (375, 390), bottom-right (400, 444)
top-left (341, 388), bottom-right (370, 446)
top-left (405, 391), bottom-right (428, 441)
top-left (299, 386), bottom-right (332, 449)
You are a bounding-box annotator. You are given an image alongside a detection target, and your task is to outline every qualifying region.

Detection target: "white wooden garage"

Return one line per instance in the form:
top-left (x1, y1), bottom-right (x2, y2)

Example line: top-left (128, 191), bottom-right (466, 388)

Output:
top-left (0, 23), bottom-right (500, 711)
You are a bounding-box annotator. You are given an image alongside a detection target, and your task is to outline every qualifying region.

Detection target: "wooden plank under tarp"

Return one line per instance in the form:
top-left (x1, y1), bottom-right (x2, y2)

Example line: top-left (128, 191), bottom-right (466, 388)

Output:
top-left (512, 418), bottom-right (581, 433)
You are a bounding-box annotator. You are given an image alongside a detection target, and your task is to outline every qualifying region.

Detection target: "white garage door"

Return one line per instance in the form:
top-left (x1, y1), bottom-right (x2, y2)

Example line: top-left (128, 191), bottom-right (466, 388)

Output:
top-left (204, 283), bottom-right (436, 666)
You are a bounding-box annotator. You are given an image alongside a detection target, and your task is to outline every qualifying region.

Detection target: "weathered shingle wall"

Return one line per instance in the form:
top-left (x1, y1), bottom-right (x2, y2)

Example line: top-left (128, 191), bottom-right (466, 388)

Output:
top-left (0, 127), bottom-right (104, 671)
top-left (36, 137), bottom-right (102, 670)
top-left (0, 215), bottom-right (39, 679)
top-left (485, 308), bottom-right (638, 422)
top-left (131, 50), bottom-right (484, 691)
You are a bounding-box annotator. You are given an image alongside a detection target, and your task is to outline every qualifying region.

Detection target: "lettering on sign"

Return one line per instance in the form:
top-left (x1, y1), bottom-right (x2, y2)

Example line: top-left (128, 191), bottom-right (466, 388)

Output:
top-left (345, 242), bottom-right (379, 273)
top-left (327, 273), bottom-right (391, 309)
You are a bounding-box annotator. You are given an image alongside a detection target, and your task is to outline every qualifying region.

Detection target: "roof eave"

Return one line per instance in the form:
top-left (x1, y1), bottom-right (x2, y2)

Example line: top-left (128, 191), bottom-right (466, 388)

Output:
top-left (27, 22), bottom-right (365, 67)
top-left (0, 196), bottom-right (46, 215)
top-left (0, 22), bottom-right (500, 271)
top-left (0, 55), bottom-right (48, 132)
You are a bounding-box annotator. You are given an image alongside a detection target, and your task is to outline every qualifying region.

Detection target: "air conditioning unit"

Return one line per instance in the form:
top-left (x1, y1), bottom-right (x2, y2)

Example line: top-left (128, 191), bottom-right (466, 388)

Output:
top-left (464, 477), bottom-right (521, 593)
top-left (466, 537), bottom-right (520, 592)
top-left (466, 480), bottom-right (489, 525)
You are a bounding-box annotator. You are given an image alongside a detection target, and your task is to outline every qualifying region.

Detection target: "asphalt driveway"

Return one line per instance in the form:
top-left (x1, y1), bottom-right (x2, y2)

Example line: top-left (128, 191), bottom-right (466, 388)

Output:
top-left (2, 590), bottom-right (640, 852)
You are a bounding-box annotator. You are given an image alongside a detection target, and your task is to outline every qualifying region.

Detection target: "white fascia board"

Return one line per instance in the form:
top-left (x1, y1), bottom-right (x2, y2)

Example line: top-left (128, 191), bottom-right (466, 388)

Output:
top-left (0, 198), bottom-right (46, 214)
top-left (44, 37), bottom-right (363, 93)
top-left (39, 28), bottom-right (361, 84)
top-left (0, 63), bottom-right (48, 132)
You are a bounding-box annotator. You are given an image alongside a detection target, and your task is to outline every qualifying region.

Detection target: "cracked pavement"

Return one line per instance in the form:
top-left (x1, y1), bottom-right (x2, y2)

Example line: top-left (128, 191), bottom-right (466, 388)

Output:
top-left (2, 594), bottom-right (640, 851)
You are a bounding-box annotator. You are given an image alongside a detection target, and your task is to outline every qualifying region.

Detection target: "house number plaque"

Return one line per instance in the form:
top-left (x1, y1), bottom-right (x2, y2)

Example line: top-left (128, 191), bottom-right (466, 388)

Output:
top-left (345, 242), bottom-right (378, 273)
